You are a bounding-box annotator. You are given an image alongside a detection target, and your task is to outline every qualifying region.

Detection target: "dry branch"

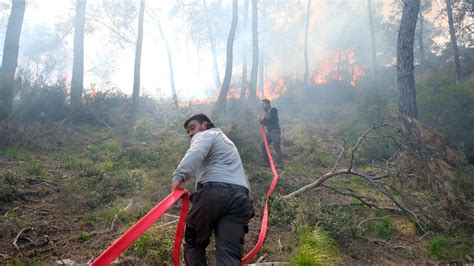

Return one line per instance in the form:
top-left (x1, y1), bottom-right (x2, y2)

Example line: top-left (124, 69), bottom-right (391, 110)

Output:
top-left (13, 227), bottom-right (33, 250)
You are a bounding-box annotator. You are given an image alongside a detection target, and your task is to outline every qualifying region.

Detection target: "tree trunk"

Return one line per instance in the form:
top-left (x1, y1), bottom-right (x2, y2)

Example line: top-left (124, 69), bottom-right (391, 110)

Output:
top-left (132, 0), bottom-right (145, 116)
top-left (258, 51), bottom-right (264, 97)
top-left (248, 0), bottom-right (258, 103)
top-left (240, 0), bottom-right (249, 100)
top-left (367, 0), bottom-right (377, 73)
top-left (71, 0), bottom-right (87, 108)
top-left (445, 0), bottom-right (462, 82)
top-left (397, 0), bottom-right (420, 119)
top-left (203, 0), bottom-right (221, 89)
top-left (303, 0), bottom-right (311, 84)
top-left (417, 10), bottom-right (426, 70)
top-left (157, 16), bottom-right (179, 112)
top-left (216, 0), bottom-right (239, 113)
top-left (0, 0), bottom-right (26, 119)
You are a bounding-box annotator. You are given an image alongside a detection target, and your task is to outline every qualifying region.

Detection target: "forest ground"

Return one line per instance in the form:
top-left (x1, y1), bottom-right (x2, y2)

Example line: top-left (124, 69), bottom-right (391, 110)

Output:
top-left (1, 112), bottom-right (472, 265)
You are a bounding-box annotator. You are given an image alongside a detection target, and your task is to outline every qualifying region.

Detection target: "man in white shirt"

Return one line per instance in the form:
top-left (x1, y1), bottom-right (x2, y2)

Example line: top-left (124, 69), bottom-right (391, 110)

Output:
top-left (172, 114), bottom-right (254, 265)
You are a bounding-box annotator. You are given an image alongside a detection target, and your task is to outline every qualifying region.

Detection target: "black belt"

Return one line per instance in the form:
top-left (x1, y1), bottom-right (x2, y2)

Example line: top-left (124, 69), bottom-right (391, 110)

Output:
top-left (197, 181), bottom-right (249, 194)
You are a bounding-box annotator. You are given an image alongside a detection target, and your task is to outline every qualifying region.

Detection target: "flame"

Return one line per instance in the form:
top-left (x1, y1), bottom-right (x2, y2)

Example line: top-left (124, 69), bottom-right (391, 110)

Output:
top-left (257, 79), bottom-right (287, 100)
top-left (313, 49), bottom-right (364, 86)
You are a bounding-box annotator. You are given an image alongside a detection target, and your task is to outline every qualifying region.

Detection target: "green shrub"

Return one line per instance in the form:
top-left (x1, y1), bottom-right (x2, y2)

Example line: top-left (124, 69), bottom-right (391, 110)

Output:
top-left (128, 226), bottom-right (175, 263)
top-left (60, 156), bottom-right (94, 171)
top-left (417, 74), bottom-right (474, 162)
top-left (0, 169), bottom-right (23, 202)
top-left (292, 227), bottom-right (342, 265)
top-left (429, 235), bottom-right (455, 260)
top-left (453, 164), bottom-right (474, 200)
top-left (318, 202), bottom-right (358, 239)
top-left (25, 163), bottom-right (48, 178)
top-left (115, 146), bottom-right (161, 169)
top-left (2, 147), bottom-right (31, 159)
top-left (367, 218), bottom-right (395, 239)
top-left (4, 147), bottom-right (18, 158)
top-left (429, 234), bottom-right (474, 262)
top-left (69, 168), bottom-right (144, 209)
top-left (104, 139), bottom-right (122, 153)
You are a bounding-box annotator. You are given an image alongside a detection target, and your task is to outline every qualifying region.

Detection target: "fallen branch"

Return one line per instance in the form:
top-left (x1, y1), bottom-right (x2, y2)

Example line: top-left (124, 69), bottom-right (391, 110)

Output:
top-left (13, 227), bottom-right (33, 250)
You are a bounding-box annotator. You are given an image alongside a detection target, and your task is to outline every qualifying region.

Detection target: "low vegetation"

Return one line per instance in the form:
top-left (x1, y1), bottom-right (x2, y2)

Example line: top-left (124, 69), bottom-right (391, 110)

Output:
top-left (0, 68), bottom-right (473, 265)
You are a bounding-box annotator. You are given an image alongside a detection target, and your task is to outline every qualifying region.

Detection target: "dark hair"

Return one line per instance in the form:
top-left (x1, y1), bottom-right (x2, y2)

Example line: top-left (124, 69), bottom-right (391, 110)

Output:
top-left (183, 114), bottom-right (215, 129)
top-left (262, 99), bottom-right (270, 104)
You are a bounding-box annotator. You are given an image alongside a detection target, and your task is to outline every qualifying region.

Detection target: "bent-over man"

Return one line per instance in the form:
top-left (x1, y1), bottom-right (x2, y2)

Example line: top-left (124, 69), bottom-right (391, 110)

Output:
top-left (172, 114), bottom-right (254, 265)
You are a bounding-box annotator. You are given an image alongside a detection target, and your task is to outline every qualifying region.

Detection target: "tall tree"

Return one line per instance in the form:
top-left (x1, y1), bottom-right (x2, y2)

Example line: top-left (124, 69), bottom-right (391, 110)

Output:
top-left (149, 9), bottom-right (180, 112)
top-left (240, 0), bottom-right (249, 99)
top-left (417, 5), bottom-right (426, 70)
top-left (0, 0), bottom-right (26, 119)
top-left (248, 0), bottom-right (258, 103)
top-left (303, 0), bottom-right (311, 84)
top-left (71, 0), bottom-right (87, 108)
top-left (258, 48), bottom-right (264, 96)
top-left (132, 0), bottom-right (145, 116)
top-left (397, 0), bottom-right (420, 119)
top-left (367, 0), bottom-right (377, 73)
top-left (203, 0), bottom-right (221, 88)
top-left (445, 0), bottom-right (462, 82)
top-left (216, 0), bottom-right (239, 113)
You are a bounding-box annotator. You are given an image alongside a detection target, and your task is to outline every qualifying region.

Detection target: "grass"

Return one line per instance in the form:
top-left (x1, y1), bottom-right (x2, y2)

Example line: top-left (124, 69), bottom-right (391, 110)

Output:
top-left (25, 162), bottom-right (48, 178)
top-left (127, 225), bottom-right (176, 263)
top-left (3, 147), bottom-right (31, 159)
top-left (292, 227), bottom-right (342, 265)
top-left (367, 218), bottom-right (395, 239)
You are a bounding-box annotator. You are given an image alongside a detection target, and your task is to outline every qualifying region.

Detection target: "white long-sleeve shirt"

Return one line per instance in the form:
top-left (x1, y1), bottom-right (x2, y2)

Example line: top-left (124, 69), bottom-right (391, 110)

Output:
top-left (172, 128), bottom-right (251, 190)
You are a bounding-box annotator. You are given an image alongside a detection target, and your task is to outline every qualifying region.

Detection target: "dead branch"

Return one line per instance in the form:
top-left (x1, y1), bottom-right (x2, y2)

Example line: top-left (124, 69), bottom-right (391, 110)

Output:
top-left (256, 253), bottom-right (267, 263)
top-left (23, 116), bottom-right (70, 146)
top-left (331, 144), bottom-right (345, 173)
top-left (357, 215), bottom-right (397, 229)
top-left (13, 227), bottom-right (33, 250)
top-left (349, 123), bottom-right (391, 171)
top-left (109, 199), bottom-right (133, 232)
top-left (320, 184), bottom-right (379, 209)
top-left (157, 219), bottom-right (179, 228)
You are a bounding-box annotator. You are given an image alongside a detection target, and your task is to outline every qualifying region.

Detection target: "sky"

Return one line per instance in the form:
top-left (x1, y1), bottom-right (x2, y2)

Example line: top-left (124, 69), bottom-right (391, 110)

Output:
top-left (1, 0), bottom-right (453, 101)
top-left (14, 0), bottom-right (219, 99)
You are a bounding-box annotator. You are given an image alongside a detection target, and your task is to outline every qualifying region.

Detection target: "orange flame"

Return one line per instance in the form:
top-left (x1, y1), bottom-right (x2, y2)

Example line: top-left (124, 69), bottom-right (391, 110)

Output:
top-left (313, 49), bottom-right (364, 86)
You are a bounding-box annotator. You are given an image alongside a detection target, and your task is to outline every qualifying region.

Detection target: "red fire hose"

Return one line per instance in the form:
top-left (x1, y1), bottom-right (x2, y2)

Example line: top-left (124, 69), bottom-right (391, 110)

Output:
top-left (242, 126), bottom-right (280, 263)
top-left (91, 126), bottom-right (279, 265)
top-left (91, 190), bottom-right (190, 265)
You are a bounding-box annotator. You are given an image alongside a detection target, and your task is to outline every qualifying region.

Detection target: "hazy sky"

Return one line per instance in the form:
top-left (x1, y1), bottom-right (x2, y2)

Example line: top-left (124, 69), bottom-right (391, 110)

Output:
top-left (1, 0), bottom-right (452, 101)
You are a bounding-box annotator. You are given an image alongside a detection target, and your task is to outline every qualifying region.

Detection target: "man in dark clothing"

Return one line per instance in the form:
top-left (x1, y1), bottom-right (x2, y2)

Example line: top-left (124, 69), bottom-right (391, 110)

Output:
top-left (172, 114), bottom-right (254, 266)
top-left (259, 99), bottom-right (283, 167)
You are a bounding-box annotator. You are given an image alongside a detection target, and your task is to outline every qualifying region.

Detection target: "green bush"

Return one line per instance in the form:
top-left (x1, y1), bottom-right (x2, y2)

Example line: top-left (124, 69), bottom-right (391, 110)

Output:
top-left (429, 235), bottom-right (455, 260)
top-left (115, 146), bottom-right (161, 169)
top-left (2, 147), bottom-right (31, 159)
top-left (417, 74), bottom-right (474, 162)
top-left (429, 234), bottom-right (474, 262)
top-left (60, 156), bottom-right (94, 171)
top-left (318, 202), bottom-right (358, 239)
top-left (14, 82), bottom-right (68, 121)
top-left (453, 164), bottom-right (474, 200)
top-left (0, 169), bottom-right (22, 203)
top-left (292, 227), bottom-right (342, 265)
top-left (127, 226), bottom-right (175, 263)
top-left (69, 168), bottom-right (144, 209)
top-left (25, 163), bottom-right (48, 178)
top-left (367, 218), bottom-right (395, 239)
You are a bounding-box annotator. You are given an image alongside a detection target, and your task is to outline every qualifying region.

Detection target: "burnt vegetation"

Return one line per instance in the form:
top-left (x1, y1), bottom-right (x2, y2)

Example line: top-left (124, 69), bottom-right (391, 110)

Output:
top-left (1, 0), bottom-right (474, 264)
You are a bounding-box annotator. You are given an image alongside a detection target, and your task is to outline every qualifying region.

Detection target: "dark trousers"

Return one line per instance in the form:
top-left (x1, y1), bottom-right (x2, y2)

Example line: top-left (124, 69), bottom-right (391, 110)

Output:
top-left (184, 182), bottom-right (254, 266)
top-left (261, 129), bottom-right (282, 165)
